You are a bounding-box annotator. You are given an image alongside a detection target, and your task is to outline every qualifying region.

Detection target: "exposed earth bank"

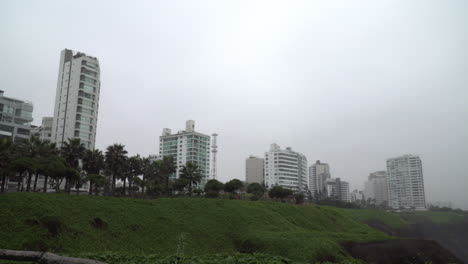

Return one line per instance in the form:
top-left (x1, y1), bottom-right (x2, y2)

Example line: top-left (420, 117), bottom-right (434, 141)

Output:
top-left (364, 217), bottom-right (468, 264)
top-left (343, 239), bottom-right (463, 264)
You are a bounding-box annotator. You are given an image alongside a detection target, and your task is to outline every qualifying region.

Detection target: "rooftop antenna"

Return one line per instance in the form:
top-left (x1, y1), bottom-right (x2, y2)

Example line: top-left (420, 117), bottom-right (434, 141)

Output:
top-left (211, 133), bottom-right (218, 180)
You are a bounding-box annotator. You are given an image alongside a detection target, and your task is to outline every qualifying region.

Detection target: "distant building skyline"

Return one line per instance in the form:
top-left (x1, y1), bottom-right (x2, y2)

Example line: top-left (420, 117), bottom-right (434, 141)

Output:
top-left (51, 49), bottom-right (101, 149)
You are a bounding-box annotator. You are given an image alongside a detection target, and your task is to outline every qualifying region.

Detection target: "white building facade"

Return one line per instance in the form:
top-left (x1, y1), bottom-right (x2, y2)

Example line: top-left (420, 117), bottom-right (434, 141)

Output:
top-left (159, 120), bottom-right (211, 186)
top-left (264, 144), bottom-right (308, 192)
top-left (51, 49), bottom-right (101, 149)
top-left (387, 154), bottom-right (426, 210)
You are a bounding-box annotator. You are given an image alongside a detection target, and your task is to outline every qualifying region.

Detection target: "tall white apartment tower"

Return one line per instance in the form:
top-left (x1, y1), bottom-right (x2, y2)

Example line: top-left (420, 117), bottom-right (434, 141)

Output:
top-left (264, 143), bottom-right (308, 192)
top-left (309, 160), bottom-right (331, 195)
top-left (159, 120), bottom-right (211, 186)
top-left (51, 49), bottom-right (101, 149)
top-left (386, 155), bottom-right (426, 210)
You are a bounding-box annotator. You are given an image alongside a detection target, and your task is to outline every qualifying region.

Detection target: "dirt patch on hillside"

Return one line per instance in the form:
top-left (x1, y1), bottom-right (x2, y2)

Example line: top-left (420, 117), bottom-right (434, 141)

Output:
top-left (365, 219), bottom-right (468, 263)
top-left (343, 239), bottom-right (463, 264)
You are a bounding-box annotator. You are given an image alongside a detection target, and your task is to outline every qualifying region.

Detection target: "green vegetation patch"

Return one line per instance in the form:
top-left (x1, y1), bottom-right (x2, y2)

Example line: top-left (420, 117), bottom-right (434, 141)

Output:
top-left (0, 193), bottom-right (389, 263)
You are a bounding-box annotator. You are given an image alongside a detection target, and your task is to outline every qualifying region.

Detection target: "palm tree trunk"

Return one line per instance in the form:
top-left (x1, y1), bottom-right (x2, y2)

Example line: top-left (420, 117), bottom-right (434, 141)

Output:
top-left (26, 172), bottom-right (32, 192)
top-left (112, 174), bottom-right (116, 195)
top-left (64, 178), bottom-right (68, 193)
top-left (17, 173), bottom-right (22, 192)
top-left (89, 182), bottom-right (93, 195)
top-left (33, 173), bottom-right (39, 192)
top-left (188, 181), bottom-right (192, 196)
top-left (1, 173), bottom-right (6, 192)
top-left (129, 179), bottom-right (133, 197)
top-left (76, 184), bottom-right (80, 195)
top-left (43, 175), bottom-right (48, 192)
top-left (123, 178), bottom-right (126, 196)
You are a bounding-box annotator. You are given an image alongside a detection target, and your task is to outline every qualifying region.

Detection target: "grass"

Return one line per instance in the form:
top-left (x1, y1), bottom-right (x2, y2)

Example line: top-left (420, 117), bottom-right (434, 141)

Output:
top-left (0, 193), bottom-right (386, 263)
top-left (0, 193), bottom-right (465, 263)
top-left (400, 210), bottom-right (467, 224)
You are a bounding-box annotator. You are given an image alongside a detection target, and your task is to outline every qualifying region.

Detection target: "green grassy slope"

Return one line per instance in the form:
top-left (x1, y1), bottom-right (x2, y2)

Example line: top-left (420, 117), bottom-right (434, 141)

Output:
top-left (0, 193), bottom-right (389, 263)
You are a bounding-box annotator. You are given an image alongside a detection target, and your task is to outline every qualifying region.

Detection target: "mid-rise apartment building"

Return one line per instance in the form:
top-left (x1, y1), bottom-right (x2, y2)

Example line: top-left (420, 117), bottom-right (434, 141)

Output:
top-left (387, 154), bottom-right (426, 210)
top-left (351, 189), bottom-right (365, 202)
top-left (264, 143), bottom-right (308, 192)
top-left (309, 160), bottom-right (331, 195)
top-left (364, 171), bottom-right (388, 205)
top-left (0, 90), bottom-right (33, 141)
top-left (246, 156), bottom-right (264, 184)
top-left (159, 120), bottom-right (210, 186)
top-left (325, 178), bottom-right (350, 202)
top-left (32, 117), bottom-right (53, 142)
top-left (51, 49), bottom-right (101, 149)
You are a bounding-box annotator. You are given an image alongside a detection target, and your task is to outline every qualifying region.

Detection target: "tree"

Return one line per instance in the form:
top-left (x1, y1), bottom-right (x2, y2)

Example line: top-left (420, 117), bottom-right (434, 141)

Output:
top-left (224, 179), bottom-right (244, 194)
top-left (140, 157), bottom-right (151, 194)
top-left (86, 174), bottom-right (106, 195)
top-left (246, 183), bottom-right (265, 196)
top-left (0, 138), bottom-right (14, 192)
top-left (179, 162), bottom-right (202, 195)
top-left (127, 155), bottom-right (143, 197)
top-left (172, 178), bottom-right (190, 194)
top-left (82, 149), bottom-right (105, 195)
top-left (204, 179), bottom-right (224, 198)
top-left (105, 144), bottom-right (128, 195)
top-left (10, 157), bottom-right (35, 192)
top-left (34, 141), bottom-right (58, 192)
top-left (44, 157), bottom-right (67, 192)
top-left (160, 156), bottom-right (176, 194)
top-left (61, 139), bottom-right (86, 193)
top-left (294, 193), bottom-right (305, 204)
top-left (268, 185), bottom-right (293, 202)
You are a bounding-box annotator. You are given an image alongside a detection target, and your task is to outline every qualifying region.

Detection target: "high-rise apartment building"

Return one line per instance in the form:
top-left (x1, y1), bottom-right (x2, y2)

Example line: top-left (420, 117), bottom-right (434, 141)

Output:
top-left (387, 154), bottom-right (426, 210)
top-left (51, 49), bottom-right (101, 149)
top-left (246, 156), bottom-right (264, 184)
top-left (264, 143), bottom-right (308, 192)
top-left (0, 90), bottom-right (33, 141)
top-left (309, 160), bottom-right (331, 195)
top-left (364, 171), bottom-right (388, 205)
top-left (159, 120), bottom-right (211, 186)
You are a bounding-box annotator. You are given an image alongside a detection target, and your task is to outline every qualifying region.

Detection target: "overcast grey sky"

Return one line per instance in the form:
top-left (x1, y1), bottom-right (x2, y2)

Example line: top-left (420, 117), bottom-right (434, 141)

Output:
top-left (1, 0), bottom-right (467, 208)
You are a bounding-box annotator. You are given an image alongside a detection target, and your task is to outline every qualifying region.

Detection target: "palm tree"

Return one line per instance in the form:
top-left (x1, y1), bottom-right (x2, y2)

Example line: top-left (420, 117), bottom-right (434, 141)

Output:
top-left (0, 138), bottom-right (14, 192)
top-left (140, 157), bottom-right (151, 195)
top-left (160, 156), bottom-right (176, 193)
top-left (105, 144), bottom-right (128, 195)
top-left (179, 161), bottom-right (202, 195)
top-left (128, 155), bottom-right (143, 197)
top-left (82, 149), bottom-right (105, 195)
top-left (61, 139), bottom-right (86, 193)
top-left (15, 137), bottom-right (42, 192)
top-left (34, 141), bottom-right (57, 192)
